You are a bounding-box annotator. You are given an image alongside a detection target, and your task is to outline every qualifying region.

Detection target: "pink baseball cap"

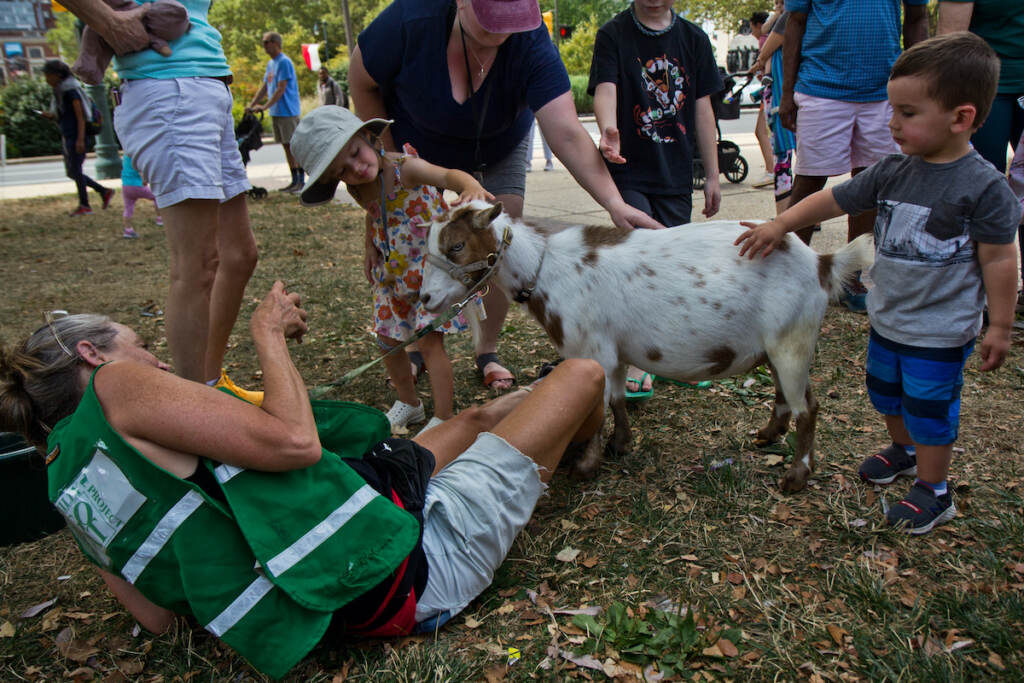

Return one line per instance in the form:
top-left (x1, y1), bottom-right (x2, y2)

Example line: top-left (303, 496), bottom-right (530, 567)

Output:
top-left (472, 0), bottom-right (542, 34)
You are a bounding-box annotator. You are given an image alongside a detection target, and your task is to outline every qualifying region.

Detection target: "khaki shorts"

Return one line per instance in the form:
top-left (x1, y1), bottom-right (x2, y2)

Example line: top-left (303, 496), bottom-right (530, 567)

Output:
top-left (793, 92), bottom-right (898, 177)
top-left (413, 432), bottom-right (545, 626)
top-left (272, 115), bottom-right (299, 144)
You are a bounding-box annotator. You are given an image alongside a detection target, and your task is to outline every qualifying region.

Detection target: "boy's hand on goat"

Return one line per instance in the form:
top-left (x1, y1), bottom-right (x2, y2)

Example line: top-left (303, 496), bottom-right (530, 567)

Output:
top-left (599, 127), bottom-right (627, 164)
top-left (736, 220), bottom-right (787, 259)
top-left (452, 186), bottom-right (495, 206)
top-left (702, 177), bottom-right (721, 218)
top-left (977, 326), bottom-right (1011, 372)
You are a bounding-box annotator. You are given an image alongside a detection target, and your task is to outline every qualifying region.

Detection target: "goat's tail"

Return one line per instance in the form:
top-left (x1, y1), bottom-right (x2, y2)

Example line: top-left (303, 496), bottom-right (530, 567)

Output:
top-left (820, 233), bottom-right (874, 302)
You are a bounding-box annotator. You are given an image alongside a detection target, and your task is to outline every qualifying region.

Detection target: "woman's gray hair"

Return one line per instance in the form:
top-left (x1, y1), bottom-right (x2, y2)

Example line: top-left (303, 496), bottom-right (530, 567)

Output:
top-left (0, 314), bottom-right (118, 451)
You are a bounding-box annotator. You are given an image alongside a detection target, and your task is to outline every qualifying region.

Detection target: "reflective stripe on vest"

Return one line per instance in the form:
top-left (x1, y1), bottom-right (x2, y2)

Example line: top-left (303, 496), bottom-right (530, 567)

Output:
top-left (207, 575), bottom-right (275, 637)
top-left (266, 484), bottom-right (377, 577)
top-left (121, 490), bottom-right (204, 583)
top-left (214, 463), bottom-right (244, 484)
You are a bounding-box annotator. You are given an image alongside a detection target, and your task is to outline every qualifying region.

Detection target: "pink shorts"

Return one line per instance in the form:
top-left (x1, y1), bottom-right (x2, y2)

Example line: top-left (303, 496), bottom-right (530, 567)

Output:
top-left (793, 92), bottom-right (898, 177)
top-left (122, 184), bottom-right (156, 218)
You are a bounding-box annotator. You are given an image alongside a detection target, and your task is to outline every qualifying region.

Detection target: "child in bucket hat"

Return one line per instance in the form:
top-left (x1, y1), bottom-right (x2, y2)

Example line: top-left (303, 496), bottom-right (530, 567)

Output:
top-left (291, 106), bottom-right (494, 431)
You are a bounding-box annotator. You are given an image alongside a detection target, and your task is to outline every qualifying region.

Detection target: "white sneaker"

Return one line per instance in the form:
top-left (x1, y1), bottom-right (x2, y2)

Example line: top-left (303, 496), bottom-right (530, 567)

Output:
top-left (386, 400), bottom-right (426, 429)
top-left (418, 416), bottom-right (446, 435)
top-left (752, 172), bottom-right (774, 188)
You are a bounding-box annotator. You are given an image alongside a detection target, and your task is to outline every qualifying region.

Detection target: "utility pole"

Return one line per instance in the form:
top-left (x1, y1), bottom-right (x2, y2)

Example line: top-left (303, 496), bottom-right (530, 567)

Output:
top-left (552, 0), bottom-right (559, 46)
top-left (340, 0), bottom-right (353, 56)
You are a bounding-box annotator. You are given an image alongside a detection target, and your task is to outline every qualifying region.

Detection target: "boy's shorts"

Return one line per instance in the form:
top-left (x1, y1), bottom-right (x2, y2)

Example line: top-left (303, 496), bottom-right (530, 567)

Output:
top-left (865, 328), bottom-right (974, 445)
top-left (773, 150), bottom-right (794, 200)
top-left (413, 432), bottom-right (544, 628)
top-left (793, 92), bottom-right (898, 177)
top-left (116, 77), bottom-right (250, 208)
top-left (271, 115), bottom-right (299, 144)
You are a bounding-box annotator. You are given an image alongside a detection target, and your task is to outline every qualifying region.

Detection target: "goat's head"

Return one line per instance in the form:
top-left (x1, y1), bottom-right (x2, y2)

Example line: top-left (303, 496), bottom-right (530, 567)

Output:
top-left (421, 200), bottom-right (506, 313)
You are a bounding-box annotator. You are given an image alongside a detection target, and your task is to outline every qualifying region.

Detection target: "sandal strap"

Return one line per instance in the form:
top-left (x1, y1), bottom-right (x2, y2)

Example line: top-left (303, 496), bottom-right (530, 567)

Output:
top-left (475, 352), bottom-right (501, 372)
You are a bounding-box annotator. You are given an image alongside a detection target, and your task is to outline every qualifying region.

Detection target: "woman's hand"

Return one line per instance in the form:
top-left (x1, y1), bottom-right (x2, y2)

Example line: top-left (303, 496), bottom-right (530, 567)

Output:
top-left (735, 220), bottom-right (787, 259)
top-left (702, 176), bottom-right (721, 218)
top-left (75, 138), bottom-right (86, 154)
top-left (251, 281), bottom-right (308, 342)
top-left (608, 200), bottom-right (665, 230)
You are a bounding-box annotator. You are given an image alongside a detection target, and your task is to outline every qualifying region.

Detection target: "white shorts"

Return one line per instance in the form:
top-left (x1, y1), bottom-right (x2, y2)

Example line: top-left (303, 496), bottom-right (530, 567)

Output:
top-left (793, 92), bottom-right (898, 177)
top-left (413, 432), bottom-right (545, 625)
top-left (115, 77), bottom-right (250, 208)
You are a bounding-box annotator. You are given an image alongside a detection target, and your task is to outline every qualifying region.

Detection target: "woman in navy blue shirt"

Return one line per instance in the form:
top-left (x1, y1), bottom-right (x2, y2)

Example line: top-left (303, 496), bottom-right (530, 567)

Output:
top-left (350, 0), bottom-right (662, 390)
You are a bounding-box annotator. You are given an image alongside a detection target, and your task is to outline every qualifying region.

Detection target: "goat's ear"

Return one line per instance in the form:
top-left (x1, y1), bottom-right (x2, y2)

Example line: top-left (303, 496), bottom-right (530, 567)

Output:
top-left (472, 202), bottom-right (503, 230)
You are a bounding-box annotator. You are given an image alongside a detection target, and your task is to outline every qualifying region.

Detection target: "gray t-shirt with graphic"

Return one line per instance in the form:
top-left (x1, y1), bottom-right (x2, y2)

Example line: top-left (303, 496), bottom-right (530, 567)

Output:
top-left (833, 151), bottom-right (1021, 347)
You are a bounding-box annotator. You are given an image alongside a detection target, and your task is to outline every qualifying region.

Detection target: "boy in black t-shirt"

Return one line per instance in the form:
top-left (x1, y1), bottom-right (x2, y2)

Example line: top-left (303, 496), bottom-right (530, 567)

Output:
top-left (588, 0), bottom-right (723, 398)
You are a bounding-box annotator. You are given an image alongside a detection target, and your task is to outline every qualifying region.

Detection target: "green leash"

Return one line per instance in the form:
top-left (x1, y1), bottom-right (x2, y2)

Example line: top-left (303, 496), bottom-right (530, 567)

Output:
top-left (308, 295), bottom-right (472, 400)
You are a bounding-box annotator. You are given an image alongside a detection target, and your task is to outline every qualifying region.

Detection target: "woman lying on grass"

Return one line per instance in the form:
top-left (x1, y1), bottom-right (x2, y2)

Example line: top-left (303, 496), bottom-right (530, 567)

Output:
top-left (0, 282), bottom-right (604, 677)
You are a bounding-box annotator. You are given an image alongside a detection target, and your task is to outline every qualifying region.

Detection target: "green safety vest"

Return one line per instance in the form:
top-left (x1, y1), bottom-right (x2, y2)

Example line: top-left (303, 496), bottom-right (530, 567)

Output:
top-left (46, 371), bottom-right (419, 678)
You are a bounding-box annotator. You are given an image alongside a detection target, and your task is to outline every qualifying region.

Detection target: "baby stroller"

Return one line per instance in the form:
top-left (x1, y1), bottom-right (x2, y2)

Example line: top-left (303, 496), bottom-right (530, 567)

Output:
top-left (235, 109), bottom-right (268, 199)
top-left (692, 71), bottom-right (750, 189)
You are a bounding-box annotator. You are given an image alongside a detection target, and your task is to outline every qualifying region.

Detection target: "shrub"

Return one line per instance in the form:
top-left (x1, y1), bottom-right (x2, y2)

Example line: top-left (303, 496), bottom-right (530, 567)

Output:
top-left (569, 75), bottom-right (594, 114)
top-left (0, 77), bottom-right (62, 158)
top-left (558, 15), bottom-right (600, 75)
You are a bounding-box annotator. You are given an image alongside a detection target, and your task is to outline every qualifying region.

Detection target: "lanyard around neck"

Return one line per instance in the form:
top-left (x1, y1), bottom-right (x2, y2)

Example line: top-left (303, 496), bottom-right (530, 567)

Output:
top-left (459, 18), bottom-right (494, 179)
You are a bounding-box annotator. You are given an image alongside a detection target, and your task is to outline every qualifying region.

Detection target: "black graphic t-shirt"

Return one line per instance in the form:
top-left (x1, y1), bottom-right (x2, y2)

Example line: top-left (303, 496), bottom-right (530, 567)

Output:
top-left (588, 10), bottom-right (722, 194)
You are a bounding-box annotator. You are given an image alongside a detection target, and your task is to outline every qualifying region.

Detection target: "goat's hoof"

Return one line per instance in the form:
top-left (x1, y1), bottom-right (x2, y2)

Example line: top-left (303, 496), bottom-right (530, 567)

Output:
top-left (780, 468), bottom-right (810, 493)
top-left (569, 459), bottom-right (601, 480)
top-left (753, 435), bottom-right (773, 447)
top-left (603, 440), bottom-right (629, 460)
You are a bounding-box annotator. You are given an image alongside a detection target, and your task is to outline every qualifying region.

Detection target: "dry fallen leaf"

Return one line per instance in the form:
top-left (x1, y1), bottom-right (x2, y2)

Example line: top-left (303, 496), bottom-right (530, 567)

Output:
top-left (0, 621), bottom-right (15, 638)
top-left (555, 547), bottom-right (580, 563)
top-left (702, 644), bottom-right (724, 658)
top-left (716, 638), bottom-right (739, 657)
top-left (21, 599), bottom-right (57, 619)
top-left (463, 616), bottom-right (482, 629)
top-left (827, 624), bottom-right (848, 646)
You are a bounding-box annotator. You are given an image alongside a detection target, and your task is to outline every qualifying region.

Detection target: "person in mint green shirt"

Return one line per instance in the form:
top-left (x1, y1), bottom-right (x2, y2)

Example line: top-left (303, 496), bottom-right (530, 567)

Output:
top-left (248, 31), bottom-right (304, 193)
top-left (57, 0), bottom-right (259, 398)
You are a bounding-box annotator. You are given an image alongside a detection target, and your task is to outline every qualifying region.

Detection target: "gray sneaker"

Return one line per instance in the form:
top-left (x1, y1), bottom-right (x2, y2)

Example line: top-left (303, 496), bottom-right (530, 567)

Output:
top-left (858, 443), bottom-right (917, 484)
top-left (385, 399), bottom-right (425, 429)
top-left (886, 482), bottom-right (956, 535)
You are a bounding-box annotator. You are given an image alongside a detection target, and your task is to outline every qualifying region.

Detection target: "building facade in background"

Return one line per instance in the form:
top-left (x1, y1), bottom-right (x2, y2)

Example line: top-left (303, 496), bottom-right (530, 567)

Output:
top-left (0, 0), bottom-right (57, 84)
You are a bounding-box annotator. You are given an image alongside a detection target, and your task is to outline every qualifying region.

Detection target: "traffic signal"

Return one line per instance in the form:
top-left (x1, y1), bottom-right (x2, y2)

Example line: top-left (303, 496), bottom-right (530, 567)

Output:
top-left (542, 10), bottom-right (553, 38)
top-left (559, 25), bottom-right (573, 40)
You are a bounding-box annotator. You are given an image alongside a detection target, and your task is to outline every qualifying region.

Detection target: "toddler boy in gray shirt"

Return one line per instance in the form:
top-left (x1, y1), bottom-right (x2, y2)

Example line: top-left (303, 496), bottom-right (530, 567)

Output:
top-left (735, 32), bottom-right (1021, 534)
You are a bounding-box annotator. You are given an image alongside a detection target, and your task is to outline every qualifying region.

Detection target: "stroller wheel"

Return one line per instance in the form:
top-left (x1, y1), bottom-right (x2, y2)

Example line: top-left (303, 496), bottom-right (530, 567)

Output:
top-left (692, 158), bottom-right (706, 190)
top-left (248, 187), bottom-right (267, 200)
top-left (725, 156), bottom-right (748, 184)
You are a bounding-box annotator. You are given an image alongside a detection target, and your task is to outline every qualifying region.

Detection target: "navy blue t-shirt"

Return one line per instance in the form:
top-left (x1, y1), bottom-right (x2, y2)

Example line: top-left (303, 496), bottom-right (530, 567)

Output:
top-left (358, 0), bottom-right (570, 172)
top-left (58, 88), bottom-right (85, 142)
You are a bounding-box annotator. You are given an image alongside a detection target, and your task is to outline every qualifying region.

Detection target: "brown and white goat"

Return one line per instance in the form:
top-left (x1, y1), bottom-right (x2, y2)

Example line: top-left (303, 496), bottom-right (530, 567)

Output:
top-left (420, 202), bottom-right (873, 492)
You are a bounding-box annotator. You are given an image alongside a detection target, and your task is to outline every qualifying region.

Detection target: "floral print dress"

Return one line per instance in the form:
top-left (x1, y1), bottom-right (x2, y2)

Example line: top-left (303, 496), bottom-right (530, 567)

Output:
top-left (367, 148), bottom-right (471, 342)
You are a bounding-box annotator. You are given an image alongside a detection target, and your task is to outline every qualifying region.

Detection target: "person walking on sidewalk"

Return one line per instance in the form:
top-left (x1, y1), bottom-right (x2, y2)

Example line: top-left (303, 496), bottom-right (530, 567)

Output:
top-left (249, 32), bottom-right (304, 193)
top-left (41, 60), bottom-right (115, 217)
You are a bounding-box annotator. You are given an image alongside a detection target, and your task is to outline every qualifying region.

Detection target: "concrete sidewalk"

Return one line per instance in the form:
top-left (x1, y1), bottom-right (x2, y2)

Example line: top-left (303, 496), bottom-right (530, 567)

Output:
top-left (1, 128), bottom-right (850, 252)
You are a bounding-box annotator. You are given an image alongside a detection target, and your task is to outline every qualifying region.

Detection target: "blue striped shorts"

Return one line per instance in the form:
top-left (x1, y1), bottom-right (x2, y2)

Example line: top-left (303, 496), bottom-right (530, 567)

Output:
top-left (865, 328), bottom-right (974, 445)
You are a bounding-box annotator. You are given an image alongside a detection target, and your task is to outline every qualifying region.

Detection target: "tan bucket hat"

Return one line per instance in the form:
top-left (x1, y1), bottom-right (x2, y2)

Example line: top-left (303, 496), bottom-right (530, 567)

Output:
top-left (290, 105), bottom-right (391, 206)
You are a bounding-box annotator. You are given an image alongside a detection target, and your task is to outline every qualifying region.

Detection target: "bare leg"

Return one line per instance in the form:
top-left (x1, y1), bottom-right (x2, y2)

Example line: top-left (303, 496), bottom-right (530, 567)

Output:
top-left (203, 195), bottom-right (258, 381)
top-left (382, 337), bottom-right (419, 407)
top-left (416, 359), bottom-right (605, 481)
top-left (473, 191), bottom-right (523, 390)
top-left (417, 331), bottom-right (454, 420)
top-left (790, 174), bottom-right (828, 244)
top-left (755, 105), bottom-right (773, 173)
top-left (883, 414), bottom-right (951, 484)
top-left (161, 199), bottom-right (220, 382)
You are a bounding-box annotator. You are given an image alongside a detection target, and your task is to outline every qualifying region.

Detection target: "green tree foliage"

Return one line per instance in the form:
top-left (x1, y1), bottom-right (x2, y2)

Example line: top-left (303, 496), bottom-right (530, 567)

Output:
top-left (678, 0), bottom-right (771, 29)
top-left (0, 77), bottom-right (62, 157)
top-left (543, 0), bottom-right (628, 28)
top-left (46, 12), bottom-right (81, 65)
top-left (558, 15), bottom-right (600, 76)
